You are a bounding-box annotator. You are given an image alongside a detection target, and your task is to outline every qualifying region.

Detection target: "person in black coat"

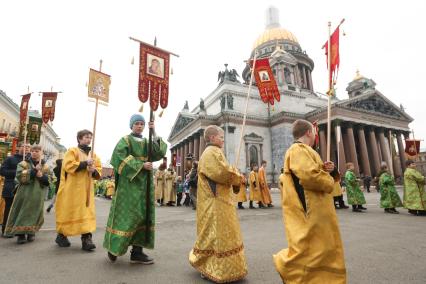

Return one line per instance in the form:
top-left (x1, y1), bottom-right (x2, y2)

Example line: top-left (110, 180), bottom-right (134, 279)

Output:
top-left (0, 143), bottom-right (30, 236)
top-left (46, 159), bottom-right (63, 213)
top-left (188, 161), bottom-right (198, 210)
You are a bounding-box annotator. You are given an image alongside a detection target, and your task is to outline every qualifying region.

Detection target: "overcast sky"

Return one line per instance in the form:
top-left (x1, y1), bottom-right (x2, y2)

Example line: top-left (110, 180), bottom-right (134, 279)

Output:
top-left (1, 0), bottom-right (425, 163)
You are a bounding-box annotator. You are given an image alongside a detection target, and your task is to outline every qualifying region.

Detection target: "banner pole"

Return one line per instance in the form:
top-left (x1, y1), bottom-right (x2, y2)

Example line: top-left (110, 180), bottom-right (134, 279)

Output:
top-left (326, 21), bottom-right (332, 162)
top-left (235, 50), bottom-right (258, 170)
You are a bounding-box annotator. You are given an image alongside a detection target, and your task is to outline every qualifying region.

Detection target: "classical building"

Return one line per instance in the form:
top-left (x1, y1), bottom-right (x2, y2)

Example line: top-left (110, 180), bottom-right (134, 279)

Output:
top-left (167, 7), bottom-right (413, 184)
top-left (0, 89), bottom-right (66, 166)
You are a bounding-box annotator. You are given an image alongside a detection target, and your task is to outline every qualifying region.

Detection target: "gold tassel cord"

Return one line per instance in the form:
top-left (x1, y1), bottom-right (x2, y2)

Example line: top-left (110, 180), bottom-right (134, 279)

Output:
top-left (158, 109), bottom-right (164, 118)
top-left (139, 104), bottom-right (144, 113)
top-left (131, 56), bottom-right (134, 65)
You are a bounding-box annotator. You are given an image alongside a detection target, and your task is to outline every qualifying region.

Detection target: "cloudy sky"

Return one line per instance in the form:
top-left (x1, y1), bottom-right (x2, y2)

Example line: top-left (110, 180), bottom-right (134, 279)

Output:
top-left (1, 0), bottom-right (425, 162)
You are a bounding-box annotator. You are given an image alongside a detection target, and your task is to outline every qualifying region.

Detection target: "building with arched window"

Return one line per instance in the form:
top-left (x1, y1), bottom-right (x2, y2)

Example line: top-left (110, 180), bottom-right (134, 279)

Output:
top-left (167, 7), bottom-right (413, 185)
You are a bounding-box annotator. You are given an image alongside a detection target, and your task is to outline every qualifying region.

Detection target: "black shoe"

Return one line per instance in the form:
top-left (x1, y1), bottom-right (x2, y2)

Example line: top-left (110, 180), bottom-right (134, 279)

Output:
top-left (27, 234), bottom-right (35, 242)
top-left (352, 208), bottom-right (363, 213)
top-left (238, 205), bottom-right (245, 209)
top-left (1, 233), bottom-right (13, 239)
top-left (340, 204), bottom-right (349, 209)
top-left (17, 235), bottom-right (26, 244)
top-left (249, 206), bottom-right (256, 209)
top-left (408, 209), bottom-right (417, 215)
top-left (130, 247), bottom-right (154, 264)
top-left (267, 204), bottom-right (274, 208)
top-left (81, 233), bottom-right (96, 251)
top-left (359, 206), bottom-right (367, 210)
top-left (108, 252), bottom-right (117, 262)
top-left (46, 206), bottom-right (52, 213)
top-left (56, 234), bottom-right (71, 247)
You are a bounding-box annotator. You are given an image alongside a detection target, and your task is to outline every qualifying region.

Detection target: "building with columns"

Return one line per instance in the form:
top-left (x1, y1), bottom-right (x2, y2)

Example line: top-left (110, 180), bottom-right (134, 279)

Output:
top-left (167, 7), bottom-right (413, 184)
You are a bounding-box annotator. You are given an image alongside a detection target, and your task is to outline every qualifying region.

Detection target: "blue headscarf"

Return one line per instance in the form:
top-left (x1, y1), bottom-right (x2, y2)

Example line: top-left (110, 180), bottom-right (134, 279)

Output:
top-left (129, 114), bottom-right (145, 129)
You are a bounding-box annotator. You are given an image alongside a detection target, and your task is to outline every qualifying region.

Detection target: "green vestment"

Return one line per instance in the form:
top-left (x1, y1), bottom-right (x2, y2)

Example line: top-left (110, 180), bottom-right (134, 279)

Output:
top-left (103, 134), bottom-right (167, 256)
top-left (403, 168), bottom-right (426, 210)
top-left (345, 170), bottom-right (366, 205)
top-left (379, 172), bottom-right (402, 209)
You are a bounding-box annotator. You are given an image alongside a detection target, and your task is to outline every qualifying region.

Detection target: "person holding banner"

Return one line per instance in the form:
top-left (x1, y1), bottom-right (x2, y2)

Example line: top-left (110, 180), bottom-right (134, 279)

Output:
top-left (4, 145), bottom-right (49, 243)
top-left (189, 125), bottom-right (248, 283)
top-left (273, 119), bottom-right (346, 284)
top-left (403, 160), bottom-right (426, 216)
top-left (55, 130), bottom-right (102, 251)
top-left (104, 114), bottom-right (167, 264)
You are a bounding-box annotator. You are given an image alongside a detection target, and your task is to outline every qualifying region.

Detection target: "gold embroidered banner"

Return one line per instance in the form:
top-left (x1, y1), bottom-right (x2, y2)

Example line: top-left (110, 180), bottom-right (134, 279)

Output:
top-left (41, 92), bottom-right (58, 123)
top-left (88, 69), bottom-right (111, 104)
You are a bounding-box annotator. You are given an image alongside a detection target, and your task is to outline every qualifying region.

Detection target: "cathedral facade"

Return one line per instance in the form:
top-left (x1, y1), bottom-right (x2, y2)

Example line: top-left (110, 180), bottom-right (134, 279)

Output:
top-left (167, 7), bottom-right (412, 185)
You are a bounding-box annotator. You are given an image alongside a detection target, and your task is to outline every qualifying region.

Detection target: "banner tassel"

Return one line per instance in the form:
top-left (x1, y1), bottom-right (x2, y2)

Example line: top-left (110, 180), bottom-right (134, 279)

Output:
top-left (131, 56), bottom-right (135, 65)
top-left (139, 104), bottom-right (144, 112)
top-left (158, 109), bottom-right (164, 118)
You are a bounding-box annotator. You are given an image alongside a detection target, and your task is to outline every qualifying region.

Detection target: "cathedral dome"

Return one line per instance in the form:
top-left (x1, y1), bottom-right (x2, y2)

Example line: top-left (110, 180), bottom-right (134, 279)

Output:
top-left (253, 27), bottom-right (299, 49)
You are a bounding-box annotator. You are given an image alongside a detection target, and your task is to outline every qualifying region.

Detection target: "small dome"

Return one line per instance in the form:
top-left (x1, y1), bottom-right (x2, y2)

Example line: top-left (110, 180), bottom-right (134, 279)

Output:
top-left (253, 27), bottom-right (299, 49)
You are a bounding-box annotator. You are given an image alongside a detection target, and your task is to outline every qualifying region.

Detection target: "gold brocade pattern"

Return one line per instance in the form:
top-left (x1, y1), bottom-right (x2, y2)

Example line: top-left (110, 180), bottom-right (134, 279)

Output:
top-left (189, 146), bottom-right (248, 283)
top-left (105, 225), bottom-right (155, 237)
top-left (118, 156), bottom-right (134, 174)
top-left (274, 143), bottom-right (346, 283)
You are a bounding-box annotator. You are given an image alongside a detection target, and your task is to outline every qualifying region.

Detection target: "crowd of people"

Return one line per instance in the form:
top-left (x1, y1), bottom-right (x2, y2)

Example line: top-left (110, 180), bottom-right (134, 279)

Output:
top-left (0, 116), bottom-right (425, 283)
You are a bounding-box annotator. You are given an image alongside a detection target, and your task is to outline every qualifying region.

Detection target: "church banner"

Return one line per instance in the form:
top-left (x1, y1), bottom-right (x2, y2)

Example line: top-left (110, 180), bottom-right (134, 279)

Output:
top-left (252, 58), bottom-right (280, 105)
top-left (19, 116), bottom-right (42, 145)
top-left (19, 93), bottom-right (31, 124)
top-left (138, 43), bottom-right (170, 111)
top-left (88, 69), bottom-right (111, 104)
top-left (405, 139), bottom-right (420, 159)
top-left (41, 92), bottom-right (58, 123)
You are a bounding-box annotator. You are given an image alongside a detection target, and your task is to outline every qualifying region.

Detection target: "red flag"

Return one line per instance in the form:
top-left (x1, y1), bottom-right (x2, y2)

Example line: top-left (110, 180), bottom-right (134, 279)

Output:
top-left (19, 94), bottom-right (31, 124)
top-left (138, 43), bottom-right (170, 111)
top-left (405, 139), bottom-right (420, 159)
top-left (323, 25), bottom-right (341, 88)
top-left (252, 58), bottom-right (280, 105)
top-left (41, 92), bottom-right (58, 123)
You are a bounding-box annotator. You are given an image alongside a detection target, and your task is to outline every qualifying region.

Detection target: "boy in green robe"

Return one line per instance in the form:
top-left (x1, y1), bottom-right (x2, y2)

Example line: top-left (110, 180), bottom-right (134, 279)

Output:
top-left (104, 114), bottom-right (167, 264)
top-left (403, 160), bottom-right (426, 216)
top-left (379, 163), bottom-right (402, 214)
top-left (5, 145), bottom-right (49, 243)
top-left (345, 162), bottom-right (367, 213)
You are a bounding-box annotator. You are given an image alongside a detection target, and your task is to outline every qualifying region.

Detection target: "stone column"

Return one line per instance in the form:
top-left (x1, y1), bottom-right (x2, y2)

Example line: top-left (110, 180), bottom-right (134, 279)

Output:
top-left (397, 132), bottom-right (407, 173)
top-left (346, 124), bottom-right (360, 175)
top-left (357, 126), bottom-right (372, 177)
top-left (183, 140), bottom-right (188, 174)
top-left (188, 137), bottom-right (194, 157)
top-left (259, 144), bottom-right (263, 163)
top-left (335, 124), bottom-right (347, 175)
top-left (378, 129), bottom-right (392, 173)
top-left (199, 130), bottom-right (206, 158)
top-left (308, 69), bottom-right (314, 91)
top-left (319, 127), bottom-right (327, 161)
top-left (302, 65), bottom-right (307, 89)
top-left (367, 127), bottom-right (381, 176)
top-left (193, 133), bottom-right (200, 161)
top-left (245, 143), bottom-right (249, 169)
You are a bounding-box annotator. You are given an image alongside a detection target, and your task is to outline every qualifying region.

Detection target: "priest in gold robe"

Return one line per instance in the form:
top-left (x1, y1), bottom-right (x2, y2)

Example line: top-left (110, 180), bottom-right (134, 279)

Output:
top-left (259, 160), bottom-right (273, 207)
top-left (55, 130), bottom-right (102, 251)
top-left (249, 164), bottom-right (263, 209)
top-left (273, 119), bottom-right (346, 283)
top-left (189, 125), bottom-right (247, 283)
top-left (236, 172), bottom-right (247, 209)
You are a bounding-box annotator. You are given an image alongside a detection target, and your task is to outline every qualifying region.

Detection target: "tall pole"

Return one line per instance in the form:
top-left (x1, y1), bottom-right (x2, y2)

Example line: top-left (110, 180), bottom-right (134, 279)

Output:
top-left (326, 21), bottom-right (332, 162)
top-left (235, 51), bottom-right (258, 169)
top-left (22, 87), bottom-right (30, 159)
top-left (388, 130), bottom-right (394, 175)
top-left (86, 59), bottom-right (102, 207)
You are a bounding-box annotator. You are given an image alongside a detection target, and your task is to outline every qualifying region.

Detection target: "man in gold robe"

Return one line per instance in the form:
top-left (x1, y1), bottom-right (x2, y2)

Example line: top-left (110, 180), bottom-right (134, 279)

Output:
top-left (189, 125), bottom-right (247, 283)
top-left (249, 164), bottom-right (263, 209)
top-left (236, 171), bottom-right (247, 209)
top-left (164, 164), bottom-right (177, 206)
top-left (259, 160), bottom-right (273, 207)
top-left (155, 164), bottom-right (166, 206)
top-left (55, 129), bottom-right (102, 251)
top-left (273, 119), bottom-right (346, 283)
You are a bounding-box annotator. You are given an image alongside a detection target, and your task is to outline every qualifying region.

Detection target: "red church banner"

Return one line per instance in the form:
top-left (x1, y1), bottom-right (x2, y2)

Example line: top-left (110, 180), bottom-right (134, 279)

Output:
top-left (405, 139), bottom-right (420, 159)
top-left (252, 58), bottom-right (280, 105)
top-left (19, 94), bottom-right (31, 124)
top-left (41, 92), bottom-right (58, 123)
top-left (138, 43), bottom-right (170, 111)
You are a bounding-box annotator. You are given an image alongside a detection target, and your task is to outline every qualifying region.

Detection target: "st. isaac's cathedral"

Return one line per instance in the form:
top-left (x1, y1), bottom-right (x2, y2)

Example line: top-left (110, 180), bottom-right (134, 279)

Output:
top-left (168, 7), bottom-right (412, 185)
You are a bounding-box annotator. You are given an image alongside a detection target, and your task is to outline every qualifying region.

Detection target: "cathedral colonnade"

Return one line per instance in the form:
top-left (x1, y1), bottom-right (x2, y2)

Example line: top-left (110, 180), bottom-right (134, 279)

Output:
top-left (170, 129), bottom-right (206, 179)
top-left (318, 121), bottom-right (408, 179)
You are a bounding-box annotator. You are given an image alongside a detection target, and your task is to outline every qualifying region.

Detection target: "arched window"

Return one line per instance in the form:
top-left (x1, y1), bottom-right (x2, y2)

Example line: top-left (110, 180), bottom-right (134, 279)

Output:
top-left (284, 67), bottom-right (292, 85)
top-left (249, 145), bottom-right (258, 168)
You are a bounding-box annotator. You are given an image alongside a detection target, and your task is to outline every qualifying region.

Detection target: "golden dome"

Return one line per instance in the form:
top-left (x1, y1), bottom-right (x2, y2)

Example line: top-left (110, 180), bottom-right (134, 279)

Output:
top-left (253, 27), bottom-right (299, 49)
top-left (353, 69), bottom-right (364, 80)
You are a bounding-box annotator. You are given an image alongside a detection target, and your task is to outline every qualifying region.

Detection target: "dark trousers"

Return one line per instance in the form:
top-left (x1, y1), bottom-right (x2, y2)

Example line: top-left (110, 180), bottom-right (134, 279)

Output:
top-left (2, 197), bottom-right (14, 234)
top-left (183, 193), bottom-right (190, 206)
top-left (176, 192), bottom-right (183, 205)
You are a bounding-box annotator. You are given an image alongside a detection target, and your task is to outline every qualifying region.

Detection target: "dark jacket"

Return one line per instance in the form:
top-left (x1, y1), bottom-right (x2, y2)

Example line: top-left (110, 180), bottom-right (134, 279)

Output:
top-left (53, 160), bottom-right (63, 194)
top-left (0, 154), bottom-right (24, 198)
top-left (188, 167), bottom-right (198, 190)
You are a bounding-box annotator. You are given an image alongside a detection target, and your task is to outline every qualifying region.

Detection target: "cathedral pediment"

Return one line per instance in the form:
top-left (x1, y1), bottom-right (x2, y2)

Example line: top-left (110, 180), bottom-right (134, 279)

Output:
top-left (338, 92), bottom-right (413, 121)
top-left (269, 48), bottom-right (298, 66)
top-left (168, 113), bottom-right (196, 140)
